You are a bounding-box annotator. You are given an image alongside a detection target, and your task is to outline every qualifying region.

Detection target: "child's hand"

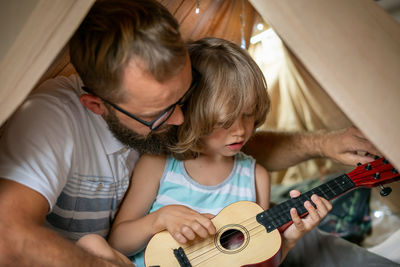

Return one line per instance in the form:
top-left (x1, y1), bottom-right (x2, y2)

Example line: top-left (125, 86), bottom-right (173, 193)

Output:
top-left (282, 190), bottom-right (332, 248)
top-left (156, 205), bottom-right (216, 244)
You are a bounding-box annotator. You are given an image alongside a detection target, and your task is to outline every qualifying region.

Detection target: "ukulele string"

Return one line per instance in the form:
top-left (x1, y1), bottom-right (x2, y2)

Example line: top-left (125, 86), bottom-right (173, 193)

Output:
top-left (185, 213), bottom-right (268, 265)
top-left (186, 207), bottom-right (291, 266)
top-left (189, 219), bottom-right (282, 266)
top-left (185, 206), bottom-right (269, 256)
top-left (188, 219), bottom-right (264, 266)
top-left (184, 178), bottom-right (357, 265)
top-left (184, 215), bottom-right (259, 255)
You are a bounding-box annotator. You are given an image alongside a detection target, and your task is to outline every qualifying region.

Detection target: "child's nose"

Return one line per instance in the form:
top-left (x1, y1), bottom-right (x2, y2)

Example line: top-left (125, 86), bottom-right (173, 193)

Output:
top-left (231, 118), bottom-right (245, 136)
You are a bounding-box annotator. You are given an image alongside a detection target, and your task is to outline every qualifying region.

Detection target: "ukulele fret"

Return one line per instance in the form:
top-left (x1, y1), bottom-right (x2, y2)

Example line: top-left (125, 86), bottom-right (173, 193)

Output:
top-left (256, 174), bottom-right (355, 233)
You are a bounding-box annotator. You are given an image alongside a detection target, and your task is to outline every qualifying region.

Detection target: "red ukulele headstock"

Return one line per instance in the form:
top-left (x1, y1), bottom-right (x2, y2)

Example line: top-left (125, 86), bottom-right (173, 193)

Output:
top-left (347, 158), bottom-right (399, 189)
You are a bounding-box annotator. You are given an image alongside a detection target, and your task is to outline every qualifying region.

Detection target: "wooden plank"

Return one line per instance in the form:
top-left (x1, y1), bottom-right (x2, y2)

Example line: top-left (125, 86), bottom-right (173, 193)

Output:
top-left (249, 0), bottom-right (400, 169)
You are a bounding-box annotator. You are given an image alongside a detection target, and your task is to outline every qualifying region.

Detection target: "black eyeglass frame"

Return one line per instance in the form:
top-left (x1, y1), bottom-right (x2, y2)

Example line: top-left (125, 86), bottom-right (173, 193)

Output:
top-left (82, 67), bottom-right (201, 131)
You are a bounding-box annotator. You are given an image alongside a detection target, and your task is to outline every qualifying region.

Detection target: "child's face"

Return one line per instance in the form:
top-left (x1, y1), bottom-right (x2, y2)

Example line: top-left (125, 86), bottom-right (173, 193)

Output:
top-left (201, 110), bottom-right (255, 157)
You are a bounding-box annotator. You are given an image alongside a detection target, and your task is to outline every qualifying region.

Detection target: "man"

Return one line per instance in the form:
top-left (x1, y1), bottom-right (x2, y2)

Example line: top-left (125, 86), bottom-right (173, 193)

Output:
top-left (0, 0), bottom-right (387, 266)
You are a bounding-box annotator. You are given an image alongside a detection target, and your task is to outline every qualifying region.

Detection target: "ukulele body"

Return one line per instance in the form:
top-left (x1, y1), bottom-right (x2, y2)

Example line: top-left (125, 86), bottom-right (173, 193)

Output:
top-left (145, 201), bottom-right (282, 267)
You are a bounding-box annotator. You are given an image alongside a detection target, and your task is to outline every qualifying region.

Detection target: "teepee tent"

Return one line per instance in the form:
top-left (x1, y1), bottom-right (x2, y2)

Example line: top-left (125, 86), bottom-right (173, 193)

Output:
top-left (1, 0), bottom-right (399, 186)
top-left (1, 0), bottom-right (400, 262)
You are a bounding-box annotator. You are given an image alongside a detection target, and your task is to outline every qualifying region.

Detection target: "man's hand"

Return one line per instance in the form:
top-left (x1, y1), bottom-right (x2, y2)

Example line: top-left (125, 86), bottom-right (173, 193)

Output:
top-left (319, 126), bottom-right (380, 166)
top-left (156, 205), bottom-right (216, 244)
top-left (245, 125), bottom-right (381, 171)
top-left (282, 190), bottom-right (332, 249)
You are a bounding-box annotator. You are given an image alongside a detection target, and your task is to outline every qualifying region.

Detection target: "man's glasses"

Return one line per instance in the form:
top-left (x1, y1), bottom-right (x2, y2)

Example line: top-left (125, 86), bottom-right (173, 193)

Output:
top-left (82, 67), bottom-right (201, 131)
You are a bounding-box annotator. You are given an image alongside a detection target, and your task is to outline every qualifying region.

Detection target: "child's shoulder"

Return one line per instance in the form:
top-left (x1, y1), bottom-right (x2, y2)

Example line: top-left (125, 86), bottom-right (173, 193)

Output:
top-left (236, 152), bottom-right (269, 175)
top-left (236, 151), bottom-right (255, 162)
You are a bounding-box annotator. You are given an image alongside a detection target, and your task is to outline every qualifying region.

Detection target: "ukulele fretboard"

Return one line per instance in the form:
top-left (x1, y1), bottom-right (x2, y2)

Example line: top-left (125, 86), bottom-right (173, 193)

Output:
top-left (256, 174), bottom-right (355, 233)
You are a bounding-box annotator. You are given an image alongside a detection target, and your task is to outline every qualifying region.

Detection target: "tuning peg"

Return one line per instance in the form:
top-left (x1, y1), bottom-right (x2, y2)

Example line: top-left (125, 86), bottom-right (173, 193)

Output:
top-left (374, 155), bottom-right (380, 160)
top-left (393, 168), bottom-right (398, 174)
top-left (383, 159), bottom-right (389, 164)
top-left (357, 162), bottom-right (362, 166)
top-left (365, 164), bottom-right (372, 170)
top-left (373, 172), bottom-right (380, 180)
top-left (380, 184), bottom-right (392, 197)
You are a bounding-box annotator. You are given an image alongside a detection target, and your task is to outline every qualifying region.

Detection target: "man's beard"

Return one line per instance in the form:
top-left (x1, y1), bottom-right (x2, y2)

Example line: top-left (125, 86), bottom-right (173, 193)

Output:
top-left (103, 109), bottom-right (178, 155)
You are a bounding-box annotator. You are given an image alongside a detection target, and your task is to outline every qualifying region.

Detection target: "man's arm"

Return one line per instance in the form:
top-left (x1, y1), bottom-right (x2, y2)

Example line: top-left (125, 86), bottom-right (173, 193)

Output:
top-left (244, 126), bottom-right (380, 171)
top-left (0, 178), bottom-right (131, 267)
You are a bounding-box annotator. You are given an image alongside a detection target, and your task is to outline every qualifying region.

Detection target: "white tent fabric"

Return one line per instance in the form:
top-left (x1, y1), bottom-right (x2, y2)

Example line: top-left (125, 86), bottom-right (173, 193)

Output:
top-left (249, 34), bottom-right (354, 185)
top-left (249, 0), bottom-right (400, 170)
top-left (0, 0), bottom-right (94, 126)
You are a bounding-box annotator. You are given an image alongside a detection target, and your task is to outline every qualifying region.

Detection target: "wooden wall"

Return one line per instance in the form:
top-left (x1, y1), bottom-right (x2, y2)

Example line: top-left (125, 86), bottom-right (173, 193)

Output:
top-left (37, 0), bottom-right (258, 88)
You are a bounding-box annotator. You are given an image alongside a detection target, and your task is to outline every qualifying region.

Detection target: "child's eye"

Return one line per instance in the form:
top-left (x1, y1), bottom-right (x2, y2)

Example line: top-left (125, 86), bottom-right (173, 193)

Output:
top-left (214, 122), bottom-right (225, 128)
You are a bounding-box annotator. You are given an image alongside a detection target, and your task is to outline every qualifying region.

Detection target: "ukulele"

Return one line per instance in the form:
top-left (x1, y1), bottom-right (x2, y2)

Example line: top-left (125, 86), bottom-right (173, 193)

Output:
top-left (144, 157), bottom-right (399, 267)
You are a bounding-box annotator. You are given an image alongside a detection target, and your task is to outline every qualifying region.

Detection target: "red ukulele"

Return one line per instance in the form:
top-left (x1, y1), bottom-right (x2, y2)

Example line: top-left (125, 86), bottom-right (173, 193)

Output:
top-left (144, 157), bottom-right (399, 267)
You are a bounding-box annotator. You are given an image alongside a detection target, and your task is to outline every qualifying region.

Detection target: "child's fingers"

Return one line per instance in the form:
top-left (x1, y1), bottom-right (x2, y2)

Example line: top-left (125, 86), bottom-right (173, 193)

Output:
top-left (173, 232), bottom-right (187, 244)
top-left (289, 190), bottom-right (300, 198)
top-left (199, 213), bottom-right (216, 235)
top-left (304, 200), bottom-right (320, 224)
top-left (181, 225), bottom-right (196, 241)
top-left (202, 213), bottom-right (215, 219)
top-left (290, 208), bottom-right (306, 233)
top-left (190, 221), bottom-right (210, 239)
top-left (311, 194), bottom-right (332, 217)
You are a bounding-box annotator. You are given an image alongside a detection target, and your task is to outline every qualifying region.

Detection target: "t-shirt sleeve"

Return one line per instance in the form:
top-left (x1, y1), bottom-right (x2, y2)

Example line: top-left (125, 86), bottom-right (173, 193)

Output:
top-left (0, 83), bottom-right (75, 210)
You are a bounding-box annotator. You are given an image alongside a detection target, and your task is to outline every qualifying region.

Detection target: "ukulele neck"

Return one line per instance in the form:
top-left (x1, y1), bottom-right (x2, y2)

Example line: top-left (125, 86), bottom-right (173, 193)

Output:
top-left (256, 174), bottom-right (355, 233)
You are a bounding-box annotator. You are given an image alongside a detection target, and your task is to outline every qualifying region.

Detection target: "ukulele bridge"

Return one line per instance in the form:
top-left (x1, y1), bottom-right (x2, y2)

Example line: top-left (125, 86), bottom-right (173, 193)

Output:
top-left (173, 247), bottom-right (192, 267)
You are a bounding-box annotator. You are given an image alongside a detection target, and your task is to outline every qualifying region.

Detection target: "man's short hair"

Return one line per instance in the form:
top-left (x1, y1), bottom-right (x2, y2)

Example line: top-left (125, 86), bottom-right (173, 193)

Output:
top-left (69, 0), bottom-right (187, 102)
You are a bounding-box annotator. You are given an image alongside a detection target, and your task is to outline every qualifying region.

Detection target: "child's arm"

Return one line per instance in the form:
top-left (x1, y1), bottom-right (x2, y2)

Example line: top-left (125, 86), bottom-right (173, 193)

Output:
top-left (108, 155), bottom-right (216, 256)
top-left (108, 154), bottom-right (164, 255)
top-left (254, 163), bottom-right (271, 210)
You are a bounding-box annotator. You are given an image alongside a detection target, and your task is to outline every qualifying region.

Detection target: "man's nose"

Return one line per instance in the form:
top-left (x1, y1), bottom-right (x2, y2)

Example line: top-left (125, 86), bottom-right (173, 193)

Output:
top-left (165, 105), bottom-right (184, 126)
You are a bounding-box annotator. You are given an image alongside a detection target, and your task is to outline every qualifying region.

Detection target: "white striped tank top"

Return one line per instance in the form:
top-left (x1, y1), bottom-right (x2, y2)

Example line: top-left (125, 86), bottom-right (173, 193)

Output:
top-left (133, 152), bottom-right (256, 267)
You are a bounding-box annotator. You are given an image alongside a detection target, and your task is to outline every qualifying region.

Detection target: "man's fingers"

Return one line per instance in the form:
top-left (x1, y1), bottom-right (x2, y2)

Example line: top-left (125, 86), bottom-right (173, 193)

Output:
top-left (348, 127), bottom-right (381, 158)
top-left (344, 153), bottom-right (374, 165)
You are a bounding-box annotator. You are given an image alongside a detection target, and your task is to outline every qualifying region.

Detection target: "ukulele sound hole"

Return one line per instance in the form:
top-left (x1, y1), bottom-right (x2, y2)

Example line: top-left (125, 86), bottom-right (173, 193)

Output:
top-left (219, 229), bottom-right (244, 250)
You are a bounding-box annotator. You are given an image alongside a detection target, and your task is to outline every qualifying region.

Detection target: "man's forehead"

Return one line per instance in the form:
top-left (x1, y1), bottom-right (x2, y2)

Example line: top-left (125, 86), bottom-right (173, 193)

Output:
top-left (119, 56), bottom-right (192, 112)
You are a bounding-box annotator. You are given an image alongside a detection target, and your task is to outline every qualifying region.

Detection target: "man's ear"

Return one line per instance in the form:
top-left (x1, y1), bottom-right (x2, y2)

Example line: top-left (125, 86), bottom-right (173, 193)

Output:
top-left (80, 94), bottom-right (106, 115)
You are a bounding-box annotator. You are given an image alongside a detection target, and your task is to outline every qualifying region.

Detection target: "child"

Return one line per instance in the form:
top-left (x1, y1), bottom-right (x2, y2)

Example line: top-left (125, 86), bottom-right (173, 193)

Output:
top-left (78, 37), bottom-right (331, 267)
top-left (108, 37), bottom-right (271, 267)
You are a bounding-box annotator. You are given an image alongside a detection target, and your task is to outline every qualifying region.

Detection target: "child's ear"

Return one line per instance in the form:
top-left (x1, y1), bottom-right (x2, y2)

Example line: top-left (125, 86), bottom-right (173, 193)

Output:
top-left (80, 94), bottom-right (106, 115)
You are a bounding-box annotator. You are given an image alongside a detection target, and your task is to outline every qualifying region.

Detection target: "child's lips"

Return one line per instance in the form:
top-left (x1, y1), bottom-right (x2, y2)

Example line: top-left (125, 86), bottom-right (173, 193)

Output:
top-left (227, 141), bottom-right (244, 151)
